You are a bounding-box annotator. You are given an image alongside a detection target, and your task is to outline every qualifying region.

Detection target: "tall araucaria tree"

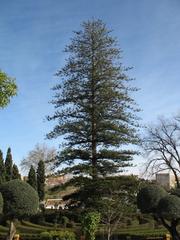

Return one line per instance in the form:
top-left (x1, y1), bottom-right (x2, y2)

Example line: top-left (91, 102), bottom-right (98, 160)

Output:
top-left (27, 165), bottom-right (37, 190)
top-left (47, 20), bottom-right (140, 179)
top-left (37, 160), bottom-right (45, 201)
top-left (5, 148), bottom-right (13, 181)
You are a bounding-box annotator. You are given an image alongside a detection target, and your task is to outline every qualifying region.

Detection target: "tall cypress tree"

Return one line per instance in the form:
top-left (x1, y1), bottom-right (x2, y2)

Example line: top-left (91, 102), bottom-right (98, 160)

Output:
top-left (37, 160), bottom-right (45, 201)
top-left (12, 164), bottom-right (21, 180)
top-left (27, 165), bottom-right (37, 190)
top-left (47, 20), bottom-right (140, 179)
top-left (0, 150), bottom-right (5, 184)
top-left (5, 148), bottom-right (13, 181)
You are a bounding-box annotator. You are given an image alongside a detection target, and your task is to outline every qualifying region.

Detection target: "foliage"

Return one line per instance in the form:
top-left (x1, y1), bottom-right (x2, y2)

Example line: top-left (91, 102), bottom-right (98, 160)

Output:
top-left (63, 175), bottom-right (142, 211)
top-left (81, 212), bottom-right (100, 240)
top-left (21, 143), bottom-right (56, 175)
top-left (171, 187), bottom-right (180, 197)
top-left (0, 179), bottom-right (39, 219)
top-left (0, 70), bottom-right (17, 108)
top-left (62, 216), bottom-right (69, 228)
top-left (0, 193), bottom-right (3, 214)
top-left (137, 185), bottom-right (180, 240)
top-left (5, 147), bottom-right (13, 181)
top-left (40, 231), bottom-right (76, 240)
top-left (158, 195), bottom-right (180, 220)
top-left (96, 176), bottom-right (140, 240)
top-left (40, 231), bottom-right (52, 240)
top-left (0, 150), bottom-right (5, 184)
top-left (30, 208), bottom-right (84, 227)
top-left (62, 175), bottom-right (144, 240)
top-left (37, 160), bottom-right (45, 201)
top-left (12, 164), bottom-right (21, 180)
top-left (47, 19), bottom-right (140, 179)
top-left (137, 185), bottom-right (167, 213)
top-left (27, 165), bottom-right (37, 190)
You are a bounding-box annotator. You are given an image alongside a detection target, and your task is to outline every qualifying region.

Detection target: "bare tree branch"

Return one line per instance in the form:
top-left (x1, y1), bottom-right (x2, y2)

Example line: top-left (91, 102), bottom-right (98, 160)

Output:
top-left (20, 143), bottom-right (57, 175)
top-left (142, 116), bottom-right (180, 187)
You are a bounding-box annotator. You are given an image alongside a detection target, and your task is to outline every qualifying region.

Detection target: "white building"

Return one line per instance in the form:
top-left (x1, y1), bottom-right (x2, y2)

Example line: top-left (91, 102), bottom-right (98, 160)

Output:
top-left (156, 173), bottom-right (176, 189)
top-left (45, 198), bottom-right (66, 209)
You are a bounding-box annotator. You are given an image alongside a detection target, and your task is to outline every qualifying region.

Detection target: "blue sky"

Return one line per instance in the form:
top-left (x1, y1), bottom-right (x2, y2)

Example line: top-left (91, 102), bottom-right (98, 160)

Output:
top-left (0, 0), bottom-right (180, 174)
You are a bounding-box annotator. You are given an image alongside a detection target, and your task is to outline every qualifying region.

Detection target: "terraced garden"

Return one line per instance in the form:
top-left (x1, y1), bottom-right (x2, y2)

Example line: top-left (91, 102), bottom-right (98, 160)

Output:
top-left (0, 221), bottom-right (169, 240)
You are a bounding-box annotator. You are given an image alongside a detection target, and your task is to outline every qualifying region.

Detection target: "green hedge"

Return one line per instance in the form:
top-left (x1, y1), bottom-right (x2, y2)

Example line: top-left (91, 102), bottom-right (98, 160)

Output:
top-left (21, 221), bottom-right (55, 230)
top-left (40, 230), bottom-right (76, 240)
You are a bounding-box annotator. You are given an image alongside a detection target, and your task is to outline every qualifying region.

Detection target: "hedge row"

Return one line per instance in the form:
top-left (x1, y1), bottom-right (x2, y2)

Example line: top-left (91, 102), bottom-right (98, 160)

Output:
top-left (40, 230), bottom-right (76, 240)
top-left (0, 232), bottom-right (168, 240)
top-left (21, 221), bottom-right (55, 230)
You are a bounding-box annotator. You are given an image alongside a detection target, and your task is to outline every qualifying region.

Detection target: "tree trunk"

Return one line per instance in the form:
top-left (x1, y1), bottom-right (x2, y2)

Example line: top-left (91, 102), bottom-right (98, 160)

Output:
top-left (107, 226), bottom-right (111, 240)
top-left (170, 226), bottom-right (180, 240)
top-left (170, 166), bottom-right (180, 188)
top-left (91, 42), bottom-right (97, 180)
top-left (6, 221), bottom-right (16, 240)
top-left (160, 217), bottom-right (180, 240)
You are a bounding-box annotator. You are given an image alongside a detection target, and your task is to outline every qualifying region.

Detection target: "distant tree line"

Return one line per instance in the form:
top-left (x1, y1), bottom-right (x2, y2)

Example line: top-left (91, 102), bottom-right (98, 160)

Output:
top-left (27, 160), bottom-right (45, 201)
top-left (0, 148), bottom-right (45, 202)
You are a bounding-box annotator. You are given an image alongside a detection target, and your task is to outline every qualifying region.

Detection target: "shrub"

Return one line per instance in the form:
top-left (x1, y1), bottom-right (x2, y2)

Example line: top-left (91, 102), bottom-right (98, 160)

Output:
top-left (81, 212), bottom-right (100, 240)
top-left (52, 231), bottom-right (76, 240)
top-left (40, 231), bottom-right (76, 240)
top-left (40, 232), bottom-right (53, 240)
top-left (62, 216), bottom-right (69, 228)
top-left (30, 212), bottom-right (45, 224)
top-left (0, 179), bottom-right (39, 219)
top-left (137, 185), bottom-right (167, 214)
top-left (158, 195), bottom-right (180, 220)
top-left (126, 218), bottom-right (132, 226)
top-left (67, 221), bottom-right (76, 228)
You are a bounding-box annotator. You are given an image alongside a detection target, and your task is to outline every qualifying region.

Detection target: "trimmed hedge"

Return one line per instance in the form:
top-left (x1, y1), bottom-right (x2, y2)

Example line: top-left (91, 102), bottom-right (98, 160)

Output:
top-left (21, 221), bottom-right (55, 230)
top-left (40, 230), bottom-right (76, 240)
top-left (0, 180), bottom-right (39, 219)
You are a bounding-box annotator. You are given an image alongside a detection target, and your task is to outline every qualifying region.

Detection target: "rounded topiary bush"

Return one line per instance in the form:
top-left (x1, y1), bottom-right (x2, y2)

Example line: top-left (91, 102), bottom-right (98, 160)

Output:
top-left (0, 179), bottom-right (39, 219)
top-left (137, 185), bottom-right (167, 213)
top-left (158, 195), bottom-right (180, 220)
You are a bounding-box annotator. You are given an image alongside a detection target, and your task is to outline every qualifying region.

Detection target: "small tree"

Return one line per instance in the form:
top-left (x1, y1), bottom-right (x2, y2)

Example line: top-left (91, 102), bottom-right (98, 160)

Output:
top-left (37, 160), bottom-right (45, 201)
top-left (27, 165), bottom-right (37, 190)
top-left (96, 176), bottom-right (139, 240)
top-left (0, 150), bottom-right (5, 184)
top-left (0, 179), bottom-right (39, 240)
top-left (12, 164), bottom-right (21, 180)
top-left (81, 212), bottom-right (100, 240)
top-left (0, 70), bottom-right (17, 108)
top-left (5, 148), bottom-right (13, 181)
top-left (137, 185), bottom-right (180, 240)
